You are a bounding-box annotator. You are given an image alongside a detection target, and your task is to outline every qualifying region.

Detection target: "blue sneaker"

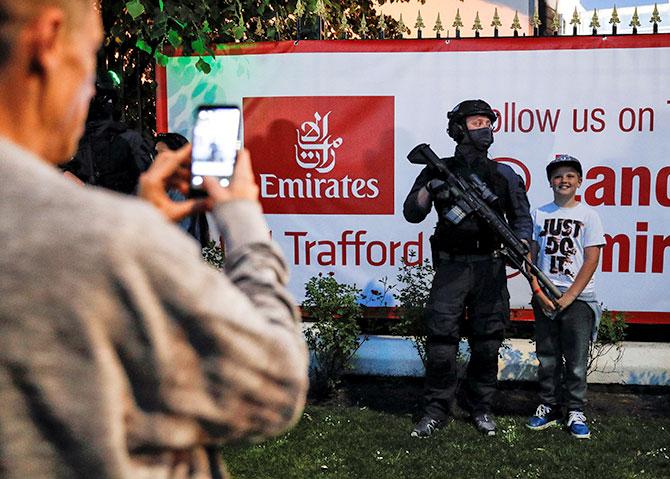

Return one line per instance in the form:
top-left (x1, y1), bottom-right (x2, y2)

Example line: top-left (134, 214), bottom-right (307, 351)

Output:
top-left (567, 410), bottom-right (591, 439)
top-left (527, 404), bottom-right (562, 430)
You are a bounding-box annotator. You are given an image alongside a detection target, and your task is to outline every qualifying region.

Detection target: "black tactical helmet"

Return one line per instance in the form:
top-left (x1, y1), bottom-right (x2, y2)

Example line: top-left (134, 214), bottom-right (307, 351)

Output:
top-left (447, 99), bottom-right (497, 142)
top-left (88, 70), bottom-right (121, 121)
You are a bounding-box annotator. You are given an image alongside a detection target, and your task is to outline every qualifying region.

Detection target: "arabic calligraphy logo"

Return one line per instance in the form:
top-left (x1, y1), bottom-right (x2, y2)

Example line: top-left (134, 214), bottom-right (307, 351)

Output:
top-left (295, 111), bottom-right (343, 174)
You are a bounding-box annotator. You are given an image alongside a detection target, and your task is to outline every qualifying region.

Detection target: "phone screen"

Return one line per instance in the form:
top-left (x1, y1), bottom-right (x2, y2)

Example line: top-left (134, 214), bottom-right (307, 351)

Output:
top-left (191, 106), bottom-right (241, 190)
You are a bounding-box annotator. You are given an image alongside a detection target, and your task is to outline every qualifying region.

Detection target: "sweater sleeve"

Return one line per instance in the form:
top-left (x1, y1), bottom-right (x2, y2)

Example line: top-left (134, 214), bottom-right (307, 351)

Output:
top-left (108, 199), bottom-right (308, 449)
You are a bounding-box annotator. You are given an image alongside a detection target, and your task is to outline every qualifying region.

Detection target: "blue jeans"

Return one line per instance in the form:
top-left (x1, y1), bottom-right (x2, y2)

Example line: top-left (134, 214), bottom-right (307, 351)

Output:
top-left (533, 300), bottom-right (594, 410)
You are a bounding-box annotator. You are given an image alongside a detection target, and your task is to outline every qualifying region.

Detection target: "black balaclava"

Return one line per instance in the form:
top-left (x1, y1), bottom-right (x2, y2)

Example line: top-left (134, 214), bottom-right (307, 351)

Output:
top-left (465, 126), bottom-right (494, 152)
top-left (454, 120), bottom-right (496, 186)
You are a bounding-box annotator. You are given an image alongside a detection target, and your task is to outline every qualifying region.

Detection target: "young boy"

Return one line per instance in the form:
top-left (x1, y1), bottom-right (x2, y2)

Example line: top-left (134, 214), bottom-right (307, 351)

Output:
top-left (527, 155), bottom-right (605, 439)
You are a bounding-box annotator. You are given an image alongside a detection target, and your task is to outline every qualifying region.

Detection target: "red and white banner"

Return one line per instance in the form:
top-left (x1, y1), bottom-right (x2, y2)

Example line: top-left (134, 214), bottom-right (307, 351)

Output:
top-left (157, 36), bottom-right (670, 323)
top-left (243, 95), bottom-right (394, 215)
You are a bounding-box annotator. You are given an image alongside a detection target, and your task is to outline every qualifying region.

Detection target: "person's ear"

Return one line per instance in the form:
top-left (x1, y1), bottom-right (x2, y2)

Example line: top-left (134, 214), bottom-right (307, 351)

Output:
top-left (27, 7), bottom-right (66, 76)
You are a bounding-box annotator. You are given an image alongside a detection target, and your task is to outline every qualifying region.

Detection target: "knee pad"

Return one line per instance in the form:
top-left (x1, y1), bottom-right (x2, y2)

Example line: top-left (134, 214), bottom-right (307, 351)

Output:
top-left (427, 335), bottom-right (460, 347)
top-left (470, 331), bottom-right (504, 343)
top-left (469, 335), bottom-right (503, 358)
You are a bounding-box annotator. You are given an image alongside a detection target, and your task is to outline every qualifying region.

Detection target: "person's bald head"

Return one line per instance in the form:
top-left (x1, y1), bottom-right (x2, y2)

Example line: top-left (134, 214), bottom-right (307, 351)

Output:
top-left (0, 0), bottom-right (102, 164)
top-left (0, 0), bottom-right (91, 69)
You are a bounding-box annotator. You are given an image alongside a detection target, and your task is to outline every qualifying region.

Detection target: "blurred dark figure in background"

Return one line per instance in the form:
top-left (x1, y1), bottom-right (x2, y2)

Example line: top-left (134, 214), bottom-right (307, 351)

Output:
top-left (61, 71), bottom-right (153, 194)
top-left (155, 132), bottom-right (211, 247)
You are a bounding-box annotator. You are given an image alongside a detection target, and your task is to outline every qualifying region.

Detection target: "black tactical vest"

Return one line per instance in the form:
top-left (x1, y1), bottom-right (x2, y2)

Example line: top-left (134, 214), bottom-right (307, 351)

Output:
top-left (433, 152), bottom-right (509, 254)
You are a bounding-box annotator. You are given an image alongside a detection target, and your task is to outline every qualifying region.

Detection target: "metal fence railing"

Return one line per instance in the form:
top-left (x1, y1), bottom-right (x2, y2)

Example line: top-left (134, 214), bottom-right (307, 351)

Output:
top-left (292, 4), bottom-right (666, 40)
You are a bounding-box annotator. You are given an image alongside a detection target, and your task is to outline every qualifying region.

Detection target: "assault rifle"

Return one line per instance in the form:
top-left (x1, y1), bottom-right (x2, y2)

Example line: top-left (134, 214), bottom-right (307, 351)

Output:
top-left (407, 143), bottom-right (562, 304)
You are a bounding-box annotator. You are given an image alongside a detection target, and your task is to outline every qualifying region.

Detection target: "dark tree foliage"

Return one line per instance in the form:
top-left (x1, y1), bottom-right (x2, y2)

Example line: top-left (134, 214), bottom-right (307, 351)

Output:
top-left (100, 0), bottom-right (421, 134)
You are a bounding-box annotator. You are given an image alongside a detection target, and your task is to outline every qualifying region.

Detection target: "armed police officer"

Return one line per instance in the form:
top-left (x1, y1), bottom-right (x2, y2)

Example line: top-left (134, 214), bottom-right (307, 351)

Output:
top-left (404, 100), bottom-right (532, 437)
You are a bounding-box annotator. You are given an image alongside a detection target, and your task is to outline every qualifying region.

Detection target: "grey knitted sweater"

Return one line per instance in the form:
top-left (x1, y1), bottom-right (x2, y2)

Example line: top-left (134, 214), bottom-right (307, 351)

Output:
top-left (0, 139), bottom-right (308, 478)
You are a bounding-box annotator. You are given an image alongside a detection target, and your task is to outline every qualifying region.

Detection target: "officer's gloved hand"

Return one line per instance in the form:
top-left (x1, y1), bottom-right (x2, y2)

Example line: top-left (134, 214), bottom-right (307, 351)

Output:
top-left (426, 179), bottom-right (450, 200)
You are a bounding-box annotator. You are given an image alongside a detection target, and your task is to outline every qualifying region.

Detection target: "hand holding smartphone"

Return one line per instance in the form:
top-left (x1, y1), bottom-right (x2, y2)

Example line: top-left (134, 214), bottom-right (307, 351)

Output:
top-left (190, 105), bottom-right (241, 197)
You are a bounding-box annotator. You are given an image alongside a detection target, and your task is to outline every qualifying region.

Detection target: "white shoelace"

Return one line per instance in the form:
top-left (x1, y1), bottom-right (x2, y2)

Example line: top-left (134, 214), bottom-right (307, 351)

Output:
top-left (534, 404), bottom-right (552, 418)
top-left (567, 410), bottom-right (587, 426)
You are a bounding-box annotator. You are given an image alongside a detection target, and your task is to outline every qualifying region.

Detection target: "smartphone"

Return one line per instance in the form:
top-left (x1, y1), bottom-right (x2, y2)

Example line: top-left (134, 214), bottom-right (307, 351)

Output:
top-left (190, 105), bottom-right (241, 196)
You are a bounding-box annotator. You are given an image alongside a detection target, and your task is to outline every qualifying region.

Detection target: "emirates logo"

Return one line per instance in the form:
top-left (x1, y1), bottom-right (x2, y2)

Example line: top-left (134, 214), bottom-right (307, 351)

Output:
top-left (295, 111), bottom-right (343, 173)
top-left (244, 95), bottom-right (394, 214)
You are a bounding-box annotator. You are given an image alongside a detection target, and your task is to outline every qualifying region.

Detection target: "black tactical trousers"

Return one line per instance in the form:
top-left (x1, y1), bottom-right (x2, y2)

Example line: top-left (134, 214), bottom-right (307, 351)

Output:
top-left (423, 254), bottom-right (509, 419)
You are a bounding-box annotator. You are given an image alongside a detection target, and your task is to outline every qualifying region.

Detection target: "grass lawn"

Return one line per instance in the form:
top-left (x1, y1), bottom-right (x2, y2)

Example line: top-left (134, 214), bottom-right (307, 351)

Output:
top-left (221, 380), bottom-right (670, 478)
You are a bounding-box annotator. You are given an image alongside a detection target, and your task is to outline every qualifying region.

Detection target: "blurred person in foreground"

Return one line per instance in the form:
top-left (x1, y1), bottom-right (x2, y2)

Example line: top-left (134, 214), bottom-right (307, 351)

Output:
top-left (0, 1), bottom-right (308, 478)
